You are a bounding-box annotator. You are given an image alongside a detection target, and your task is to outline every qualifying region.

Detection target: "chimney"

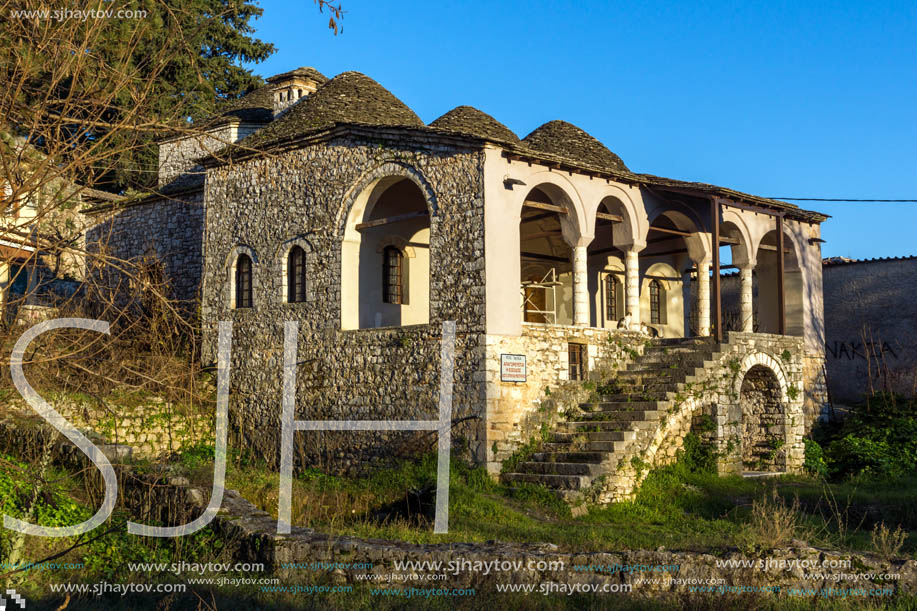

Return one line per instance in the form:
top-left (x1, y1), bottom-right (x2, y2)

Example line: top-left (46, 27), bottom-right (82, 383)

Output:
top-left (266, 67), bottom-right (327, 118)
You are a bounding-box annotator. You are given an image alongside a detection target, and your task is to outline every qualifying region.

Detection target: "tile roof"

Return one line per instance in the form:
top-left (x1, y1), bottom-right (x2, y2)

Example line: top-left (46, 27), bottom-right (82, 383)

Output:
top-left (522, 120), bottom-right (629, 173)
top-left (823, 255), bottom-right (917, 267)
top-left (240, 71), bottom-right (423, 150)
top-left (196, 68), bottom-right (827, 223)
top-left (429, 106), bottom-right (520, 145)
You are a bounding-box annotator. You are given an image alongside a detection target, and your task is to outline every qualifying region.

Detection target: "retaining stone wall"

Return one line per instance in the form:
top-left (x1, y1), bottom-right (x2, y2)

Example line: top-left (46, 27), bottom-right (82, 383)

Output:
top-left (484, 324), bottom-right (647, 472)
top-left (5, 396), bottom-right (212, 458)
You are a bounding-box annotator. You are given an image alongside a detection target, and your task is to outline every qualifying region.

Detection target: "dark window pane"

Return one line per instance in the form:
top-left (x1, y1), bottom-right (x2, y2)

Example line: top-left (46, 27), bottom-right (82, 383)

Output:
top-left (288, 246), bottom-right (307, 303)
top-left (383, 246), bottom-right (403, 305)
top-left (650, 280), bottom-right (661, 324)
top-left (605, 275), bottom-right (617, 321)
top-left (568, 343), bottom-right (586, 381)
top-left (236, 254), bottom-right (252, 309)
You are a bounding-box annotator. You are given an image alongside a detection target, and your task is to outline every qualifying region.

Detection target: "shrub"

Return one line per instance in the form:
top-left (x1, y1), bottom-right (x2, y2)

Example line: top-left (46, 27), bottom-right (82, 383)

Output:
top-left (804, 438), bottom-right (829, 478)
top-left (818, 393), bottom-right (917, 480)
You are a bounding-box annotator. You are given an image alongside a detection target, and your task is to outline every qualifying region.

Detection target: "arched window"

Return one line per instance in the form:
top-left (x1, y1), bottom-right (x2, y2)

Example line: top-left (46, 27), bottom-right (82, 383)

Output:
top-left (235, 254), bottom-right (253, 309)
top-left (287, 246), bottom-right (307, 303)
top-left (604, 274), bottom-right (618, 322)
top-left (649, 279), bottom-right (662, 324)
top-left (382, 246), bottom-right (403, 305)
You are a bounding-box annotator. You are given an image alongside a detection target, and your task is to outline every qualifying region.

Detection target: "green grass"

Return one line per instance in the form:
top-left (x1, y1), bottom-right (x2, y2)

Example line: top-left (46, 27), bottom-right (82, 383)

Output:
top-left (205, 441), bottom-right (917, 556)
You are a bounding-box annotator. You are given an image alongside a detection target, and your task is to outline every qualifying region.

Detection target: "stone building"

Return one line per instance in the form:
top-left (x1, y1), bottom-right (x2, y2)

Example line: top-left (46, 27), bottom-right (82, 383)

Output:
top-left (822, 256), bottom-right (917, 403)
top-left (85, 66), bottom-right (830, 502)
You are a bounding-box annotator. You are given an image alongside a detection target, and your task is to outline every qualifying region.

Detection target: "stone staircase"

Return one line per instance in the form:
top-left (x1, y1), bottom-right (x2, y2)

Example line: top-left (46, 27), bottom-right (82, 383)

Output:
top-left (502, 336), bottom-right (722, 505)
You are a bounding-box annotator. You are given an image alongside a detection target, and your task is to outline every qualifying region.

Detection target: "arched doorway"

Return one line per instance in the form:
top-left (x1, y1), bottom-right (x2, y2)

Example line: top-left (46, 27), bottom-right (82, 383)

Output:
top-left (644, 210), bottom-right (706, 337)
top-left (719, 219), bottom-right (754, 332)
top-left (740, 365), bottom-right (787, 472)
top-left (519, 186), bottom-right (578, 325)
top-left (755, 230), bottom-right (803, 336)
top-left (342, 175), bottom-right (431, 329)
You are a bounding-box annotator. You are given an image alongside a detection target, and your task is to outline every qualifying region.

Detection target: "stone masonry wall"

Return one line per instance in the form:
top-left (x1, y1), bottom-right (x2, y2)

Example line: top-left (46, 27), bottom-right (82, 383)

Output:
top-left (158, 123), bottom-right (263, 188)
top-left (5, 395), bottom-right (212, 459)
top-left (85, 194), bottom-right (204, 304)
top-left (484, 324), bottom-right (647, 473)
top-left (594, 332), bottom-right (806, 503)
top-left (823, 258), bottom-right (917, 403)
top-left (201, 135), bottom-right (488, 472)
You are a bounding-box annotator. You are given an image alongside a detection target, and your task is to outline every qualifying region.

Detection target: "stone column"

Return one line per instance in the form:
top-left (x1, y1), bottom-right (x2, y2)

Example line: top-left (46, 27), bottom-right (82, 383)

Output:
top-left (739, 264), bottom-right (754, 333)
top-left (624, 249), bottom-right (640, 325)
top-left (572, 245), bottom-right (589, 326)
top-left (696, 260), bottom-right (710, 336)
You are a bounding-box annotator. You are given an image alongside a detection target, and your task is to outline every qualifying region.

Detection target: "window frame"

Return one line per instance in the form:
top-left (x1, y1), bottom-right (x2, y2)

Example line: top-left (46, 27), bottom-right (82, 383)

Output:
top-left (287, 245), bottom-right (307, 303)
top-left (568, 343), bottom-right (586, 381)
top-left (382, 245), bottom-right (404, 305)
top-left (649, 279), bottom-right (662, 324)
top-left (235, 253), bottom-right (253, 309)
top-left (604, 274), bottom-right (618, 322)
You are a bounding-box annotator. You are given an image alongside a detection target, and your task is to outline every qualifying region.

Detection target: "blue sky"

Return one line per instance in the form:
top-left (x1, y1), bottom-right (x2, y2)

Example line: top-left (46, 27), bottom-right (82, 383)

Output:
top-left (244, 1), bottom-right (917, 260)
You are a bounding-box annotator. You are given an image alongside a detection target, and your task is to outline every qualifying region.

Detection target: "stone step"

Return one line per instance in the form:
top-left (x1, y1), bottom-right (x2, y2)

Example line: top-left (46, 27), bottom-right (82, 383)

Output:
top-left (620, 366), bottom-right (696, 377)
top-left (653, 337), bottom-right (715, 347)
top-left (602, 383), bottom-right (682, 395)
top-left (516, 461), bottom-right (604, 476)
top-left (579, 400), bottom-right (661, 412)
top-left (501, 472), bottom-right (587, 490)
top-left (562, 419), bottom-right (659, 432)
top-left (600, 391), bottom-right (677, 402)
top-left (552, 430), bottom-right (636, 443)
top-left (530, 451), bottom-right (612, 464)
top-left (543, 440), bottom-right (630, 453)
top-left (644, 344), bottom-right (717, 355)
top-left (573, 409), bottom-right (665, 422)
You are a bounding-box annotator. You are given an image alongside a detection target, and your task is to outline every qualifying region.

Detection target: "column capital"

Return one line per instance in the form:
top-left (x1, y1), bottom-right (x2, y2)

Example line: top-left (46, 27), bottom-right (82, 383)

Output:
top-left (737, 261), bottom-right (756, 273)
top-left (617, 240), bottom-right (646, 254)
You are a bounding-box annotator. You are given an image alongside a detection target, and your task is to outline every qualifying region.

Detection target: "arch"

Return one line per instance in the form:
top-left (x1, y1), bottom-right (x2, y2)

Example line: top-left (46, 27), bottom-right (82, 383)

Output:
top-left (518, 182), bottom-right (583, 325)
top-left (720, 209), bottom-right (755, 268)
top-left (225, 244), bottom-right (259, 310)
top-left (733, 352), bottom-right (790, 402)
top-left (736, 360), bottom-right (787, 471)
top-left (732, 353), bottom-right (794, 473)
top-left (276, 236), bottom-right (314, 304)
top-left (648, 208), bottom-right (710, 264)
top-left (337, 161), bottom-right (438, 241)
top-left (340, 164), bottom-right (433, 329)
top-left (375, 235), bottom-right (416, 258)
top-left (754, 227), bottom-right (804, 336)
top-left (639, 261), bottom-right (681, 334)
top-left (591, 186), bottom-right (646, 250)
top-left (511, 172), bottom-right (588, 246)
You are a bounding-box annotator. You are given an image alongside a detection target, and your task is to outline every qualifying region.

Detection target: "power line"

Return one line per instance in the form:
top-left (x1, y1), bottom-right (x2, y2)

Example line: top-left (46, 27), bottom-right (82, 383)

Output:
top-left (768, 197), bottom-right (917, 203)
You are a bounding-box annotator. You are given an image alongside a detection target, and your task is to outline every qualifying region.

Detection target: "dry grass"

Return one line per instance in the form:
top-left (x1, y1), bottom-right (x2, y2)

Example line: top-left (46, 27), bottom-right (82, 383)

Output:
top-left (871, 521), bottom-right (908, 561)
top-left (740, 486), bottom-right (801, 550)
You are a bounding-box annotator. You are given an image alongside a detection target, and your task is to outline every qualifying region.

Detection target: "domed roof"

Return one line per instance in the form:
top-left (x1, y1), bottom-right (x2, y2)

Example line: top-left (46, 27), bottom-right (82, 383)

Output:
top-left (522, 120), bottom-right (629, 173)
top-left (245, 71), bottom-right (423, 148)
top-left (211, 85), bottom-right (274, 124)
top-left (266, 66), bottom-right (328, 85)
top-left (429, 105), bottom-right (520, 144)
